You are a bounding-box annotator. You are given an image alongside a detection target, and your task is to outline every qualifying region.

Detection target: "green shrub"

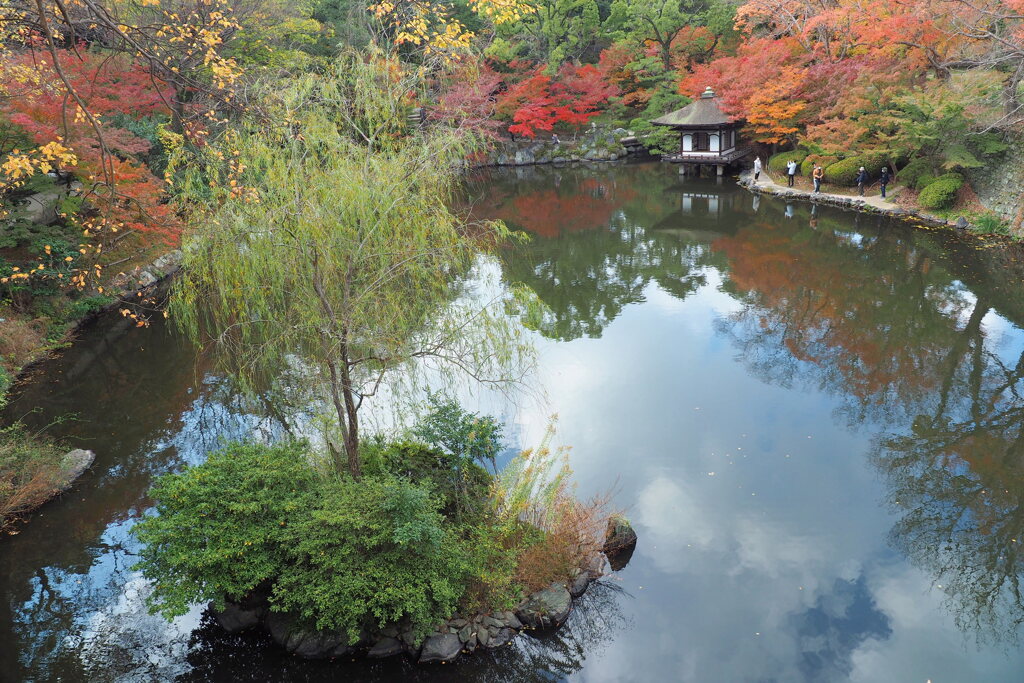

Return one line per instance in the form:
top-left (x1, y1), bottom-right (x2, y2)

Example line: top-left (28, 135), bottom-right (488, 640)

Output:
top-left (629, 118), bottom-right (679, 155)
top-left (273, 474), bottom-right (468, 642)
top-left (136, 440), bottom-right (477, 643)
top-left (822, 154), bottom-right (893, 186)
top-left (0, 366), bottom-right (9, 409)
top-left (914, 173), bottom-right (937, 191)
top-left (768, 150), bottom-right (808, 173)
top-left (801, 155), bottom-right (839, 177)
top-left (134, 441), bottom-right (321, 619)
top-left (918, 173), bottom-right (964, 210)
top-left (363, 439), bottom-right (491, 520)
top-left (970, 211), bottom-right (1010, 236)
top-left (822, 157), bottom-right (865, 185)
top-left (413, 394), bottom-right (504, 473)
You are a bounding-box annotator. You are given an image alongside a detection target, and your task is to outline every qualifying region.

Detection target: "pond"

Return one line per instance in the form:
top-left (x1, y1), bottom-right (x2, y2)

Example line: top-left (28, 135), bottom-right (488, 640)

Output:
top-left (4, 161), bottom-right (1024, 681)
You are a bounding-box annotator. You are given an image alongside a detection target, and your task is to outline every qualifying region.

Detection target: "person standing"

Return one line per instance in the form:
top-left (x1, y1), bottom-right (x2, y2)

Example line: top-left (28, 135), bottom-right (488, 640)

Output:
top-left (855, 166), bottom-right (869, 196)
top-left (786, 159), bottom-right (797, 187)
top-left (879, 165), bottom-right (890, 198)
top-left (812, 164), bottom-right (824, 193)
top-left (753, 156), bottom-right (762, 181)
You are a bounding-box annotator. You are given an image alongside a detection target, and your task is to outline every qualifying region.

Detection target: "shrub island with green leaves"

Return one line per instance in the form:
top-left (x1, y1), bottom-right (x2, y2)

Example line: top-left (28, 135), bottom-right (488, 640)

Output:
top-left (133, 401), bottom-right (617, 661)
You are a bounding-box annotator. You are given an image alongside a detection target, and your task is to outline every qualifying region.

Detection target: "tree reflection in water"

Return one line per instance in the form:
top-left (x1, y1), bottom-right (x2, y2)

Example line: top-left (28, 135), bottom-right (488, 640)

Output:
top-left (467, 164), bottom-right (742, 341)
top-left (872, 342), bottom-right (1024, 644)
top-left (713, 202), bottom-right (1024, 643)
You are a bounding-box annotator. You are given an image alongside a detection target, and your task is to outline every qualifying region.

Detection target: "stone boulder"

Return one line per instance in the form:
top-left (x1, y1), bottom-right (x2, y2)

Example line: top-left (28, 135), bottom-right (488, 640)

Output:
top-left (55, 449), bottom-right (95, 492)
top-left (367, 636), bottom-right (403, 658)
top-left (265, 611), bottom-right (351, 659)
top-left (516, 582), bottom-right (572, 629)
top-left (486, 627), bottom-right (515, 648)
top-left (211, 598), bottom-right (266, 634)
top-left (568, 568), bottom-right (593, 598)
top-left (603, 515), bottom-right (638, 571)
top-left (418, 633), bottom-right (462, 663)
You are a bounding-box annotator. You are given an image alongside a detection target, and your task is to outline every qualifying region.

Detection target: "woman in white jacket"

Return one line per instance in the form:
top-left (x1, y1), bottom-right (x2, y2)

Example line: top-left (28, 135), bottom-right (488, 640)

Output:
top-left (753, 156), bottom-right (762, 181)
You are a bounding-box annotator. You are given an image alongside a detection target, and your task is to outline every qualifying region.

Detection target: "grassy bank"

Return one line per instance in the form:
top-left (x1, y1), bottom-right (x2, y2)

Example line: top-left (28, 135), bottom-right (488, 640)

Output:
top-left (0, 423), bottom-right (67, 533)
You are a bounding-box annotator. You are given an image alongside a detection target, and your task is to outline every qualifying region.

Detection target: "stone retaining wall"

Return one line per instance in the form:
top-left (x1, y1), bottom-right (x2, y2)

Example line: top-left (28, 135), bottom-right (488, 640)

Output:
top-left (966, 132), bottom-right (1024, 233)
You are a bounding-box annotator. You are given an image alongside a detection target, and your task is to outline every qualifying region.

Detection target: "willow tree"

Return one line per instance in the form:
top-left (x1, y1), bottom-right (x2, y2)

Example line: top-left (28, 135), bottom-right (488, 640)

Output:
top-left (171, 53), bottom-right (532, 478)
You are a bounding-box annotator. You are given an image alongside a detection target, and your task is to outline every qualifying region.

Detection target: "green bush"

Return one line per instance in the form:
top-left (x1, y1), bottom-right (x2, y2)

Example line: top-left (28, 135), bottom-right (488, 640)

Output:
top-left (914, 173), bottom-right (937, 191)
top-left (363, 439), bottom-right (491, 520)
top-left (801, 155), bottom-right (839, 177)
top-left (768, 150), bottom-right (808, 173)
top-left (970, 211), bottom-right (1010, 236)
top-left (134, 441), bottom-right (322, 619)
top-left (135, 440), bottom-right (478, 643)
top-left (918, 173), bottom-right (964, 210)
top-left (0, 365), bottom-right (9, 409)
top-left (822, 154), bottom-right (893, 186)
top-left (822, 157), bottom-right (864, 185)
top-left (629, 118), bottom-right (679, 155)
top-left (272, 474), bottom-right (468, 642)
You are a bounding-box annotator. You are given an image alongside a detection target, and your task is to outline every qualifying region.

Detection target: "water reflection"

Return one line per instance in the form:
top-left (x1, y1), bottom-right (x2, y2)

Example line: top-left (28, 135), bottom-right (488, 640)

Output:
top-left (6, 163), bottom-right (1024, 680)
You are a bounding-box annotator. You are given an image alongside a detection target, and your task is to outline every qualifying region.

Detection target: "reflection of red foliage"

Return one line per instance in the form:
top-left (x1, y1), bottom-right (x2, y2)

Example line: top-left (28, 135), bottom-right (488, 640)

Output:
top-left (487, 177), bottom-right (636, 238)
top-left (713, 224), bottom-right (953, 402)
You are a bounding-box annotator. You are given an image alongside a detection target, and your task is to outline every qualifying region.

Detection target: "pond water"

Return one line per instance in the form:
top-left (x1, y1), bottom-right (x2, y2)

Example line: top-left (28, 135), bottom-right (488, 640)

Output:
top-left (4, 161), bottom-right (1024, 681)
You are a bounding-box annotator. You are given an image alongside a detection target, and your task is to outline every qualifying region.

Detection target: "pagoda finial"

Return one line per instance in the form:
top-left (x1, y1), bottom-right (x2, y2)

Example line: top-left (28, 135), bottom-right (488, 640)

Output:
top-left (701, 86), bottom-right (715, 99)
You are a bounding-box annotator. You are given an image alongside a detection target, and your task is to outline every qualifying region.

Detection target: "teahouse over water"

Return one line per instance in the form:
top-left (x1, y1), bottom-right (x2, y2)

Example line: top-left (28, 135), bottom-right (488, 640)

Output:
top-left (652, 87), bottom-right (749, 176)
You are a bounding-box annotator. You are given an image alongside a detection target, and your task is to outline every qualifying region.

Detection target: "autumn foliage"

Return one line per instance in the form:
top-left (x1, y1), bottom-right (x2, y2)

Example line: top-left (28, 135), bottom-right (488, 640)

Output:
top-left (496, 64), bottom-right (619, 138)
top-left (1, 50), bottom-right (178, 244)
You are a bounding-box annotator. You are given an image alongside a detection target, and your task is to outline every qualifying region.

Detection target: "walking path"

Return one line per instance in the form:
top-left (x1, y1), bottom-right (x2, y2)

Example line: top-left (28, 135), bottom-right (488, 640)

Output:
top-left (739, 171), bottom-right (950, 227)
top-left (751, 172), bottom-right (900, 210)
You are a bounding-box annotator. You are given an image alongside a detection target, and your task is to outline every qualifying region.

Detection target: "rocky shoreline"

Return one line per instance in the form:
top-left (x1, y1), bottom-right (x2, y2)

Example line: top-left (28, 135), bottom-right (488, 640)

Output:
top-left (736, 173), bottom-right (953, 228)
top-left (211, 517), bottom-right (638, 665)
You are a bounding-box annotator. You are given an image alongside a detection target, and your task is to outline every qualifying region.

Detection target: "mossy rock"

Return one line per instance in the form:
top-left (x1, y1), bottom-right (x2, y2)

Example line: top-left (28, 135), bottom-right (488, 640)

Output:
top-left (918, 173), bottom-right (964, 210)
top-left (768, 150), bottom-right (808, 173)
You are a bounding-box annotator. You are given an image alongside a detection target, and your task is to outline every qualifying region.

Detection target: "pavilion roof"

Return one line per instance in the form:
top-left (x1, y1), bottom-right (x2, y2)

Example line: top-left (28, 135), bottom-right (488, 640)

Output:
top-left (651, 87), bottom-right (733, 128)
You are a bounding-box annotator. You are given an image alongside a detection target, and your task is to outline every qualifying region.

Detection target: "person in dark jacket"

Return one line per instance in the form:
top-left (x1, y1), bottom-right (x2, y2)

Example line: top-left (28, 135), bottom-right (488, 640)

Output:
top-left (879, 166), bottom-right (890, 198)
top-left (855, 167), bottom-right (869, 196)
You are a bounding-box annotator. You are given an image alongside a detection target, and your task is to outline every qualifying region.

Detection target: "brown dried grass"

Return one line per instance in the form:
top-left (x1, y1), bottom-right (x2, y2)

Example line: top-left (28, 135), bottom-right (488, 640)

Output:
top-left (514, 489), bottom-right (612, 594)
top-left (0, 424), bottom-right (65, 533)
top-left (0, 314), bottom-right (47, 376)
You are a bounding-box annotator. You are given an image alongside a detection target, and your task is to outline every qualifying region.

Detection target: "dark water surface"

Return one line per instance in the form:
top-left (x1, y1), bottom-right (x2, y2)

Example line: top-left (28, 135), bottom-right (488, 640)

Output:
top-left (4, 162), bottom-right (1024, 681)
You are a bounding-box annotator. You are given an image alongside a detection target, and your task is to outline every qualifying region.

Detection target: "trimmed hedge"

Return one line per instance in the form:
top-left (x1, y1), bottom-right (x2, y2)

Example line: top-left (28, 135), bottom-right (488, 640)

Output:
top-left (768, 150), bottom-right (808, 173)
top-left (822, 154), bottom-right (891, 186)
top-left (918, 173), bottom-right (964, 210)
top-left (823, 157), bottom-right (866, 185)
top-left (801, 155), bottom-right (839, 177)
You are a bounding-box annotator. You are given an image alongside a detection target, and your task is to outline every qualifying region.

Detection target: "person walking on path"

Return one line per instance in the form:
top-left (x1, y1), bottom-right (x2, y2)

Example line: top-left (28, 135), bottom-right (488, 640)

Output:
top-left (879, 166), bottom-right (890, 198)
top-left (855, 166), bottom-right (869, 196)
top-left (753, 156), bottom-right (762, 181)
top-left (812, 164), bottom-right (824, 193)
top-left (786, 159), bottom-right (797, 187)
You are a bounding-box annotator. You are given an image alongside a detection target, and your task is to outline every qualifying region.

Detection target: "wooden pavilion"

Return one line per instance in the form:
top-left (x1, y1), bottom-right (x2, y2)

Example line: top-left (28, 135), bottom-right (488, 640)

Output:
top-left (651, 87), bottom-right (749, 176)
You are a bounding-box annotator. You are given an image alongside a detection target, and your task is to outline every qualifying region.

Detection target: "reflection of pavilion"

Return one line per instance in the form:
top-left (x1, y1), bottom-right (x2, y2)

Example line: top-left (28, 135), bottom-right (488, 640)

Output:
top-left (648, 180), bottom-right (748, 239)
top-left (679, 190), bottom-right (721, 215)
